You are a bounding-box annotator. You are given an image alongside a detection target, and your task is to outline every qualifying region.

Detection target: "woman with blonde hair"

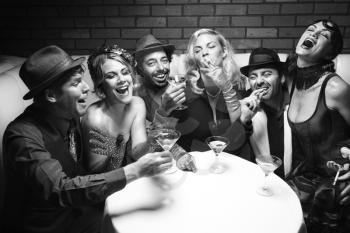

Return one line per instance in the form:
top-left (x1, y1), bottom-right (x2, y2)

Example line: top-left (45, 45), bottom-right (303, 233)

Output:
top-left (186, 28), bottom-right (243, 97)
top-left (174, 29), bottom-right (252, 160)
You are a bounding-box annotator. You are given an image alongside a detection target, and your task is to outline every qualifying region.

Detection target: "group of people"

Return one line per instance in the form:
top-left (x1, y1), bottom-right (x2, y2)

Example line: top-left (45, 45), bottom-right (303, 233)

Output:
top-left (2, 18), bottom-right (350, 233)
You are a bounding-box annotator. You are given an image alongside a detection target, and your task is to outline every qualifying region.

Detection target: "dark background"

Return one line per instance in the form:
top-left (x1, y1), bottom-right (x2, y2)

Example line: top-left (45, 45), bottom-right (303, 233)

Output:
top-left (0, 0), bottom-right (349, 56)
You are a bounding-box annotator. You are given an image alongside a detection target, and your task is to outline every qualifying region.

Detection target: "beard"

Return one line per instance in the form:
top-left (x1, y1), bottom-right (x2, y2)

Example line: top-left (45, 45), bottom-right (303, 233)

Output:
top-left (144, 69), bottom-right (170, 89)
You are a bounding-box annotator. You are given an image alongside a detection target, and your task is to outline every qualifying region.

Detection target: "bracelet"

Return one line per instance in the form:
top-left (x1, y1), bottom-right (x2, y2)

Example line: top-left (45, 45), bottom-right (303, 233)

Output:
top-left (170, 144), bottom-right (187, 161)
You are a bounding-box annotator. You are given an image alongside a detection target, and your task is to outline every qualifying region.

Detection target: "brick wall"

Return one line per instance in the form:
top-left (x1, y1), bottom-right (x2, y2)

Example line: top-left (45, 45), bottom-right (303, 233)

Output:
top-left (0, 0), bottom-right (349, 56)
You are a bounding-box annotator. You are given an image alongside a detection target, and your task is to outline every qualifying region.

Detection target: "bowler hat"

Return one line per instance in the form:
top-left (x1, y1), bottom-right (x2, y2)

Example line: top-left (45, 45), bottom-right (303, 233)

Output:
top-left (20, 45), bottom-right (85, 100)
top-left (240, 48), bottom-right (284, 77)
top-left (134, 34), bottom-right (175, 60)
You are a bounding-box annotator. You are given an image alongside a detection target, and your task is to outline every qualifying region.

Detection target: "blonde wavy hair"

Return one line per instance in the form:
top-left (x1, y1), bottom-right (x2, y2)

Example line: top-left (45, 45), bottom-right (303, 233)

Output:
top-left (186, 29), bottom-right (241, 95)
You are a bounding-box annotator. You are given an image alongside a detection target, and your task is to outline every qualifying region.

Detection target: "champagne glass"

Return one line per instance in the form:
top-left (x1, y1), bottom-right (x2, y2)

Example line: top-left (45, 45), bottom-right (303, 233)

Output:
top-left (153, 128), bottom-right (181, 174)
top-left (167, 74), bottom-right (187, 110)
top-left (205, 136), bottom-right (229, 174)
top-left (255, 155), bottom-right (282, 196)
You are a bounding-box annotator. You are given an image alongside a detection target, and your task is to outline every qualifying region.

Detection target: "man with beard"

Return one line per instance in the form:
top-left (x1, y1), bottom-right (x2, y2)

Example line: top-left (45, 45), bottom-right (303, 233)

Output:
top-left (134, 34), bottom-right (196, 172)
top-left (134, 34), bottom-right (186, 127)
top-left (240, 48), bottom-right (290, 178)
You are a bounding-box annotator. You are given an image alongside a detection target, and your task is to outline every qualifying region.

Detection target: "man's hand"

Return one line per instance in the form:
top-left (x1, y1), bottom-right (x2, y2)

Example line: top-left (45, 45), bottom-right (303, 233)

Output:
top-left (337, 146), bottom-right (350, 205)
top-left (240, 100), bottom-right (255, 125)
top-left (176, 153), bottom-right (197, 172)
top-left (341, 147), bottom-right (350, 160)
top-left (159, 83), bottom-right (186, 116)
top-left (134, 151), bottom-right (173, 177)
top-left (239, 90), bottom-right (263, 124)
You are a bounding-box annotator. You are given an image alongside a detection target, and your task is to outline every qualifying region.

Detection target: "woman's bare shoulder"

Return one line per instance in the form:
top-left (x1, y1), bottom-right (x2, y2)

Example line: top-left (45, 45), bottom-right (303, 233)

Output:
top-left (127, 96), bottom-right (146, 122)
top-left (129, 96), bottom-right (146, 110)
top-left (82, 101), bottom-right (105, 128)
top-left (131, 95), bottom-right (145, 104)
top-left (326, 74), bottom-right (350, 100)
top-left (324, 74), bottom-right (350, 113)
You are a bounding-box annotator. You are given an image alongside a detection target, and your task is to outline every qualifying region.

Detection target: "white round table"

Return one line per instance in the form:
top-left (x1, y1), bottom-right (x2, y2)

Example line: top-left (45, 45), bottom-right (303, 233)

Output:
top-left (105, 151), bottom-right (306, 233)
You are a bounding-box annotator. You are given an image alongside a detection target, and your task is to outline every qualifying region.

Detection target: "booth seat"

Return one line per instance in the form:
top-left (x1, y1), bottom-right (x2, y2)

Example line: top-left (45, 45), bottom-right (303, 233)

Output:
top-left (1, 53), bottom-right (350, 220)
top-left (0, 55), bottom-right (26, 74)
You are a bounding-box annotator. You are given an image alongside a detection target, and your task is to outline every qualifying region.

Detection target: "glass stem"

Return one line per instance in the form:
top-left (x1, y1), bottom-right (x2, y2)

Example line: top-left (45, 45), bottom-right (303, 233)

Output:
top-left (263, 174), bottom-right (268, 190)
top-left (169, 149), bottom-right (176, 165)
top-left (214, 153), bottom-right (220, 164)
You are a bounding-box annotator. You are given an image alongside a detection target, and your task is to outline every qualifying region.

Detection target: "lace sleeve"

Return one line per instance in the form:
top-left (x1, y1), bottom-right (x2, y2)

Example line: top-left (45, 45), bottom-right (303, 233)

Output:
top-left (221, 79), bottom-right (241, 123)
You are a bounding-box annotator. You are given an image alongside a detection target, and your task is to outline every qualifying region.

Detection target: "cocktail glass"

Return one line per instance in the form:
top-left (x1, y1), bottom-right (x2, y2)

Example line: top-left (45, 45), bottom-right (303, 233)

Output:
top-left (205, 136), bottom-right (229, 174)
top-left (167, 74), bottom-right (187, 110)
top-left (153, 128), bottom-right (181, 174)
top-left (255, 155), bottom-right (282, 196)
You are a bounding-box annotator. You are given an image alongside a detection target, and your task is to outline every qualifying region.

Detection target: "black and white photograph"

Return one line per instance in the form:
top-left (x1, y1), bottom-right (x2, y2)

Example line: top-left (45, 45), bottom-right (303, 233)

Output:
top-left (0, 0), bottom-right (350, 233)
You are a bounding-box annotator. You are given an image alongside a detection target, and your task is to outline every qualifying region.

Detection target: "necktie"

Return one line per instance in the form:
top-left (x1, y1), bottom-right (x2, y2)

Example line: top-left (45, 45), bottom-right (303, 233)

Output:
top-left (68, 120), bottom-right (78, 162)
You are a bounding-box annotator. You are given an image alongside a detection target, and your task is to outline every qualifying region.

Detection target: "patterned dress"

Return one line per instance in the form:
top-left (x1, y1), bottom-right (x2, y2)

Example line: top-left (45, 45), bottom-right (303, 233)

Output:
top-left (88, 128), bottom-right (129, 171)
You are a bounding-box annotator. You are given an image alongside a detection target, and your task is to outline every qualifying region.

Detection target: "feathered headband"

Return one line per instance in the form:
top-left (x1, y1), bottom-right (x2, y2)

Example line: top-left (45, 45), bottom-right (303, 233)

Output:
top-left (88, 44), bottom-right (136, 71)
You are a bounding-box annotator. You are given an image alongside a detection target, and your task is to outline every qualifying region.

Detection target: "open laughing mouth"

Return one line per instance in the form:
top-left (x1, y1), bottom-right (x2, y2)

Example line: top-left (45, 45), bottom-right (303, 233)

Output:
top-left (115, 84), bottom-right (129, 95)
top-left (301, 38), bottom-right (315, 49)
top-left (154, 73), bottom-right (167, 82)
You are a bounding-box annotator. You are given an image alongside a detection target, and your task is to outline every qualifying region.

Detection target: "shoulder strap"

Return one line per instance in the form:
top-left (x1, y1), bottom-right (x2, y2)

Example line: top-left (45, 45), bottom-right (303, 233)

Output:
top-left (319, 72), bottom-right (337, 97)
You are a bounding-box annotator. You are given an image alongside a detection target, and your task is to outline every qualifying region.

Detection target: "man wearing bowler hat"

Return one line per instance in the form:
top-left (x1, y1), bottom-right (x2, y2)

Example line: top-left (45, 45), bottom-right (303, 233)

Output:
top-left (133, 34), bottom-right (197, 172)
top-left (134, 34), bottom-right (186, 126)
top-left (240, 47), bottom-right (290, 178)
top-left (2, 45), bottom-right (172, 233)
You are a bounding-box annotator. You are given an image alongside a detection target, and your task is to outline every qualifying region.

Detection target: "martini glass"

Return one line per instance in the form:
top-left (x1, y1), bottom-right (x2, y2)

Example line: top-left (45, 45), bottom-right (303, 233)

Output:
top-left (167, 74), bottom-right (187, 110)
top-left (205, 136), bottom-right (229, 174)
top-left (153, 128), bottom-right (181, 174)
top-left (255, 155), bottom-right (282, 196)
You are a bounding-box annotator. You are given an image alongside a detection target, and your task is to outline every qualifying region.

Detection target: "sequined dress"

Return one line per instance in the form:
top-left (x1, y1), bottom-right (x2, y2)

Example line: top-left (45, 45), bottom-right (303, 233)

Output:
top-left (88, 128), bottom-right (128, 171)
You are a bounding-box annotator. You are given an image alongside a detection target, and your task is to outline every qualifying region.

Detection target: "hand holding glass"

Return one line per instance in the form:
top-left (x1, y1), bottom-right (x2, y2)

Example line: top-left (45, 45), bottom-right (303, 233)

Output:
top-left (256, 155), bottom-right (282, 196)
top-left (205, 136), bottom-right (229, 174)
top-left (153, 128), bottom-right (181, 174)
top-left (167, 74), bottom-right (187, 110)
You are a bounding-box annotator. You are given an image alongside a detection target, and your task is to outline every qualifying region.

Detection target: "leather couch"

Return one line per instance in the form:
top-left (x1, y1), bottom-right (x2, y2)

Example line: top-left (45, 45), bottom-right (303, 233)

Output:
top-left (1, 52), bottom-right (350, 220)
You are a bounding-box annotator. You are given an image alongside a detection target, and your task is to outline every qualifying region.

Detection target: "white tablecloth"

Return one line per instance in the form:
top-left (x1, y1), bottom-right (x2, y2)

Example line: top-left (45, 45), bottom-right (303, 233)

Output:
top-left (105, 151), bottom-right (305, 233)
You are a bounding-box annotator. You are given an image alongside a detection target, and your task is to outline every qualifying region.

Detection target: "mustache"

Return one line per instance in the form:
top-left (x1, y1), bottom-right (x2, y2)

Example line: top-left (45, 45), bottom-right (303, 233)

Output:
top-left (155, 68), bottom-right (170, 75)
top-left (255, 83), bottom-right (270, 90)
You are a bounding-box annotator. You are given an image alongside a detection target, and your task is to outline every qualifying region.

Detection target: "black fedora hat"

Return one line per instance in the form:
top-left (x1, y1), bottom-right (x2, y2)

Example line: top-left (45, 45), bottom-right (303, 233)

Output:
top-left (240, 48), bottom-right (284, 77)
top-left (20, 45), bottom-right (85, 100)
top-left (134, 34), bottom-right (175, 60)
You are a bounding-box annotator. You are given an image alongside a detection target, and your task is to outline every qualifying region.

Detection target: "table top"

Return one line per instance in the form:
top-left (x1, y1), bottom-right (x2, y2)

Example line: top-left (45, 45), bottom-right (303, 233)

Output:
top-left (105, 151), bottom-right (305, 233)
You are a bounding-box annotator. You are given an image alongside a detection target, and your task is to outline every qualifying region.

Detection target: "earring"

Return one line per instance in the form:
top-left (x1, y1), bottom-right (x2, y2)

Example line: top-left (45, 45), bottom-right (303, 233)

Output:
top-left (223, 48), bottom-right (227, 58)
